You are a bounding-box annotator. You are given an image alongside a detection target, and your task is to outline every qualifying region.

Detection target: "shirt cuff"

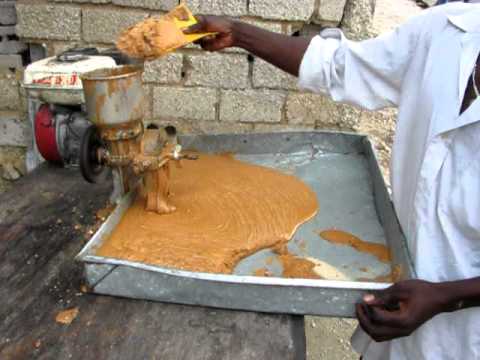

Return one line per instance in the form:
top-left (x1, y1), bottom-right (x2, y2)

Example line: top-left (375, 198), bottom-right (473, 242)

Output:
top-left (298, 29), bottom-right (345, 94)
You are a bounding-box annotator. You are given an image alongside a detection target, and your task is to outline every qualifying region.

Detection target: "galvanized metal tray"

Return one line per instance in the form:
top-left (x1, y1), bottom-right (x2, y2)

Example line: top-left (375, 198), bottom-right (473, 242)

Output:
top-left (76, 131), bottom-right (415, 318)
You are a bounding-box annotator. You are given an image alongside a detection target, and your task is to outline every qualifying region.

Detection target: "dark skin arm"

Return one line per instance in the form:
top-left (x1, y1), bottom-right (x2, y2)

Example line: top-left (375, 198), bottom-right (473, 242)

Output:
top-left (184, 15), bottom-right (313, 76)
top-left (356, 278), bottom-right (480, 342)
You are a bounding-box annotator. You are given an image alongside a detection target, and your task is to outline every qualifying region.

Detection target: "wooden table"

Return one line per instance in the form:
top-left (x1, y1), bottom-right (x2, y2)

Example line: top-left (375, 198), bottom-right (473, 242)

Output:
top-left (0, 165), bottom-right (306, 360)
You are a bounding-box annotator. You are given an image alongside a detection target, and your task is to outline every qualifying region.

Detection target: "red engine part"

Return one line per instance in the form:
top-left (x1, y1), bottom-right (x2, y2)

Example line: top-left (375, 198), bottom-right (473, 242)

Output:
top-left (34, 104), bottom-right (62, 163)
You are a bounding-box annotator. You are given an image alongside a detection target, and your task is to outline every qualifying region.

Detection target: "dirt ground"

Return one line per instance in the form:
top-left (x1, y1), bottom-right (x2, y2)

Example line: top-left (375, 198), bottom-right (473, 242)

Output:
top-left (305, 1), bottom-right (423, 359)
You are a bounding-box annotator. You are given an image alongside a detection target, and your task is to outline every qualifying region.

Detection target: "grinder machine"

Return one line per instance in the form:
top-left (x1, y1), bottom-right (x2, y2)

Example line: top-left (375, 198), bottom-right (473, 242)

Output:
top-left (79, 65), bottom-right (195, 211)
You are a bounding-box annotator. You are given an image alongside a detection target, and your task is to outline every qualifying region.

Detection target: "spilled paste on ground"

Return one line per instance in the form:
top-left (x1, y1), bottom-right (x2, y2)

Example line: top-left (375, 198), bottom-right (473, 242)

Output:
top-left (55, 307), bottom-right (79, 325)
top-left (318, 229), bottom-right (392, 263)
top-left (96, 153), bottom-right (318, 274)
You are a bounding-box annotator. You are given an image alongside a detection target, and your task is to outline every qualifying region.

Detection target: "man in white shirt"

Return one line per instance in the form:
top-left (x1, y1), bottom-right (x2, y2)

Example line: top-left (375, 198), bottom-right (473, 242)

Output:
top-left (186, 2), bottom-right (480, 359)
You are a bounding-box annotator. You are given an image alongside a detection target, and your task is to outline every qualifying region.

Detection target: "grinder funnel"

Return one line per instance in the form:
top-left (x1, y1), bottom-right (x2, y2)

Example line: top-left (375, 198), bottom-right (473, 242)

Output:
top-left (81, 65), bottom-right (145, 128)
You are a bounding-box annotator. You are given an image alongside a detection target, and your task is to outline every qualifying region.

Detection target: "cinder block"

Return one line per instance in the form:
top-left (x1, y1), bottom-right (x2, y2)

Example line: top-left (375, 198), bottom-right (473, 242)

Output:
top-left (249, 0), bottom-right (315, 21)
top-left (220, 89), bottom-right (285, 123)
top-left (252, 58), bottom-right (297, 90)
top-left (0, 115), bottom-right (30, 147)
top-left (185, 53), bottom-right (249, 89)
top-left (243, 19), bottom-right (283, 34)
top-left (286, 92), bottom-right (361, 129)
top-left (0, 26), bottom-right (27, 55)
top-left (185, 0), bottom-right (247, 16)
top-left (0, 1), bottom-right (16, 26)
top-left (50, 0), bottom-right (111, 3)
top-left (0, 76), bottom-right (19, 110)
top-left (143, 53), bottom-right (183, 84)
top-left (113, 0), bottom-right (177, 10)
top-left (143, 85), bottom-right (153, 121)
top-left (0, 54), bottom-right (22, 68)
top-left (253, 123), bottom-right (314, 132)
top-left (148, 119), bottom-right (253, 135)
top-left (315, 0), bottom-right (347, 25)
top-left (16, 4), bottom-right (81, 41)
top-left (153, 87), bottom-right (217, 121)
top-left (82, 8), bottom-right (148, 44)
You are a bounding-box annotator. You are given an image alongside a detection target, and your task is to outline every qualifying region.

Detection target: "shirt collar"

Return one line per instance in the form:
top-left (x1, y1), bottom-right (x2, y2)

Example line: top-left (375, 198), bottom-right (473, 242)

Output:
top-left (447, 11), bottom-right (480, 33)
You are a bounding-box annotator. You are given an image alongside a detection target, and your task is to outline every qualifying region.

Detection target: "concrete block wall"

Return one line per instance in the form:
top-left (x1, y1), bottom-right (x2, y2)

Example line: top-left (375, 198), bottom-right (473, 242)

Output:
top-left (13, 0), bottom-right (374, 135)
top-left (0, 0), bottom-right (28, 192)
top-left (1, 0), bottom-right (396, 191)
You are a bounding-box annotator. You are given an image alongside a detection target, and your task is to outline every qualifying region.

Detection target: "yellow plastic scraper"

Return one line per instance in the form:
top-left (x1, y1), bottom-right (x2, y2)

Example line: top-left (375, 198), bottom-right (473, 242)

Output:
top-left (116, 3), bottom-right (214, 60)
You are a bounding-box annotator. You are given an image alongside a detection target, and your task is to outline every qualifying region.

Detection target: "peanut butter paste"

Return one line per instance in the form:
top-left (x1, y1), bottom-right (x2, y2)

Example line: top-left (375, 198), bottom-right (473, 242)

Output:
top-left (318, 230), bottom-right (391, 263)
top-left (117, 17), bottom-right (187, 60)
top-left (96, 154), bottom-right (318, 274)
top-left (55, 307), bottom-right (79, 325)
top-left (272, 244), bottom-right (321, 279)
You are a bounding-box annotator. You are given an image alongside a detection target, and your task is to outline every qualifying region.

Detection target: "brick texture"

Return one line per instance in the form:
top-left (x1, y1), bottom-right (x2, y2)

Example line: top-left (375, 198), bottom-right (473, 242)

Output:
top-left (153, 87), bottom-right (217, 121)
top-left (252, 58), bottom-right (297, 90)
top-left (185, 53), bottom-right (249, 89)
top-left (16, 4), bottom-right (81, 40)
top-left (316, 0), bottom-right (347, 25)
top-left (149, 119), bottom-right (253, 135)
top-left (113, 0), bottom-right (177, 10)
top-left (220, 89), bottom-right (285, 123)
top-left (82, 8), bottom-right (148, 44)
top-left (249, 0), bottom-right (316, 21)
top-left (286, 93), bottom-right (361, 129)
top-left (0, 76), bottom-right (19, 111)
top-left (186, 0), bottom-right (247, 16)
top-left (143, 54), bottom-right (183, 84)
top-left (50, 0), bottom-right (111, 3)
top-left (0, 116), bottom-right (29, 147)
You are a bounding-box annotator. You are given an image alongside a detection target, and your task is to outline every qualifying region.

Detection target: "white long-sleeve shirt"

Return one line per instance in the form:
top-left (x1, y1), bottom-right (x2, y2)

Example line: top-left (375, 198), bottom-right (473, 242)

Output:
top-left (299, 3), bottom-right (480, 360)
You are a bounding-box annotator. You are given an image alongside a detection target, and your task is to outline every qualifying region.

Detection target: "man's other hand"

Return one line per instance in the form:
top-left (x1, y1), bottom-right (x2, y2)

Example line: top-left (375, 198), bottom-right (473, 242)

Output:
top-left (356, 280), bottom-right (450, 342)
top-left (184, 15), bottom-right (236, 51)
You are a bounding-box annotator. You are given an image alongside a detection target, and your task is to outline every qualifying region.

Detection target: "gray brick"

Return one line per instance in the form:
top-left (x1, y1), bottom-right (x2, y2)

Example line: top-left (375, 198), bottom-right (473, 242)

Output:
top-left (0, 115), bottom-right (30, 147)
top-left (243, 19), bottom-right (283, 33)
top-left (0, 76), bottom-right (19, 110)
top-left (253, 123), bottom-right (314, 132)
top-left (185, 53), bottom-right (248, 89)
top-left (148, 119), bottom-right (253, 135)
top-left (16, 4), bottom-right (81, 40)
top-left (82, 8), bottom-right (148, 44)
top-left (185, 0), bottom-right (247, 16)
top-left (50, 0), bottom-right (111, 3)
top-left (143, 53), bottom-right (183, 84)
top-left (113, 0), bottom-right (177, 10)
top-left (286, 93), bottom-right (360, 128)
top-left (153, 87), bottom-right (217, 121)
top-left (315, 0), bottom-right (347, 25)
top-left (143, 85), bottom-right (153, 121)
top-left (252, 58), bottom-right (297, 90)
top-left (220, 89), bottom-right (285, 123)
top-left (0, 1), bottom-right (16, 25)
top-left (249, 0), bottom-right (315, 21)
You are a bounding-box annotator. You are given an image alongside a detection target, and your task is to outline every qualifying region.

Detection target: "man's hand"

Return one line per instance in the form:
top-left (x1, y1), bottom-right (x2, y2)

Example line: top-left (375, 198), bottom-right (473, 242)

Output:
top-left (356, 280), bottom-right (450, 342)
top-left (184, 15), bottom-right (236, 51)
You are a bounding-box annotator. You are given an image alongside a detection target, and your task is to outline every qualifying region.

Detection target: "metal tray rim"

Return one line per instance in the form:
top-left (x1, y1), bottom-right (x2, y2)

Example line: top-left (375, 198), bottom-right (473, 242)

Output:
top-left (78, 254), bottom-right (391, 291)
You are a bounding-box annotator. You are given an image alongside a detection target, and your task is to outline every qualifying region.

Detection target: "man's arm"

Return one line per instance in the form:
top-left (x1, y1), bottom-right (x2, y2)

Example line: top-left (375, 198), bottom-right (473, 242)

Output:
top-left (356, 278), bottom-right (480, 342)
top-left (185, 16), bottom-right (312, 76)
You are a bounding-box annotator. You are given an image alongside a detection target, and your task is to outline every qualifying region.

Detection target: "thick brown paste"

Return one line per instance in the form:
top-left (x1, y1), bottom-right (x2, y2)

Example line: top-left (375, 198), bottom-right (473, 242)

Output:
top-left (318, 230), bottom-right (392, 263)
top-left (96, 154), bottom-right (318, 274)
top-left (117, 17), bottom-right (187, 60)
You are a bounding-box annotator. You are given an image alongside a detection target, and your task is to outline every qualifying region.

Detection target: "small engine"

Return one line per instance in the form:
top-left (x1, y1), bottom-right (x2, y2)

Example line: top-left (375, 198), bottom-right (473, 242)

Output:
top-left (23, 47), bottom-right (132, 170)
